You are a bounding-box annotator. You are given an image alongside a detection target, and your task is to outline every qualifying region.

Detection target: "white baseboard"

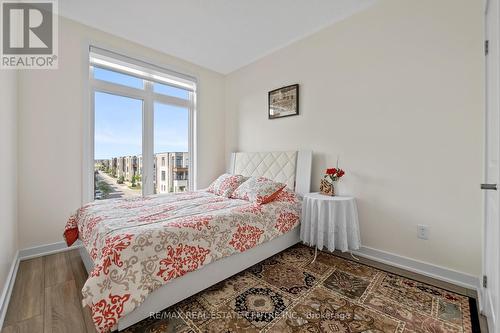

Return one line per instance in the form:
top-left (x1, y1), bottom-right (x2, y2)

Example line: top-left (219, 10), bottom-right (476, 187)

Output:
top-left (0, 251), bottom-right (19, 329)
top-left (0, 241), bottom-right (80, 329)
top-left (18, 241), bottom-right (81, 261)
top-left (353, 246), bottom-right (480, 291)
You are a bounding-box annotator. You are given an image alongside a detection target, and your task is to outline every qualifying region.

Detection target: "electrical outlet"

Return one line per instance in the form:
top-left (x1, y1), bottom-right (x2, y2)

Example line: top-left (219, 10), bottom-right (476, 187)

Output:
top-left (417, 225), bottom-right (429, 240)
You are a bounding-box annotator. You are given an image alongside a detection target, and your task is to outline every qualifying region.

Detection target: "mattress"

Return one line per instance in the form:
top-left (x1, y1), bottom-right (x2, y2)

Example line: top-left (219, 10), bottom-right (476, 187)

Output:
top-left (63, 189), bottom-right (301, 332)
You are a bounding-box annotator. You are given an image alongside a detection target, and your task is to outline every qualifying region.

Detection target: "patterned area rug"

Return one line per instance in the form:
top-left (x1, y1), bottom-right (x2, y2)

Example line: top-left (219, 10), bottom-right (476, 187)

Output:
top-left (123, 244), bottom-right (480, 333)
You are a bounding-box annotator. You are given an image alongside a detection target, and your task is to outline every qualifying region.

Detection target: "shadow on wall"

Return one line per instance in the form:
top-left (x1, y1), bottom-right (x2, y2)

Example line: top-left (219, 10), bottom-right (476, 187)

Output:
top-left (311, 153), bottom-right (326, 192)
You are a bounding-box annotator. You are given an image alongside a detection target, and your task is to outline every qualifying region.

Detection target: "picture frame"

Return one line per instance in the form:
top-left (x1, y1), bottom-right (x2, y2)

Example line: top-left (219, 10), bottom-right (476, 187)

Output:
top-left (268, 84), bottom-right (299, 119)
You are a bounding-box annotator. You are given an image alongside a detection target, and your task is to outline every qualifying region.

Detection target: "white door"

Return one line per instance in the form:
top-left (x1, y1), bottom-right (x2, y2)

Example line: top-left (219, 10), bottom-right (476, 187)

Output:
top-left (483, 0), bottom-right (500, 331)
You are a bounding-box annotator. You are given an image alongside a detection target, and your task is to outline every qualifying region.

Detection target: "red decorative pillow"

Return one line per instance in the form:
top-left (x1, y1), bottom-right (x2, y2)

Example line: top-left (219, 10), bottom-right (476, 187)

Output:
top-left (231, 177), bottom-right (286, 205)
top-left (207, 173), bottom-right (248, 197)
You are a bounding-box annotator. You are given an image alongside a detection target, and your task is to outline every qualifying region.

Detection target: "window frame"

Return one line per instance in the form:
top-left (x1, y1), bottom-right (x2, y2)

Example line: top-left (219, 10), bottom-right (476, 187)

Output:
top-left (83, 45), bottom-right (197, 203)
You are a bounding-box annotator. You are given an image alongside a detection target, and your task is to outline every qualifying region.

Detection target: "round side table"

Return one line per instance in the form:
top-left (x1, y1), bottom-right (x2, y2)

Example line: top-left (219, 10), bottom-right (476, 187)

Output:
top-left (300, 192), bottom-right (361, 262)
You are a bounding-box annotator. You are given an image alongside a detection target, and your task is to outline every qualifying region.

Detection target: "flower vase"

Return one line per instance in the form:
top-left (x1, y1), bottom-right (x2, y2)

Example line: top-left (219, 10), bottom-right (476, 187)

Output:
top-left (320, 178), bottom-right (337, 196)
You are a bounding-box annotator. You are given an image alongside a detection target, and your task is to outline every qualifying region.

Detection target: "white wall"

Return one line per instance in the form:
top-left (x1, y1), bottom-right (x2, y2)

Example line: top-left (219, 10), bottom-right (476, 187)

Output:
top-left (18, 17), bottom-right (226, 248)
top-left (225, 0), bottom-right (484, 275)
top-left (0, 70), bottom-right (18, 292)
top-left (15, 0), bottom-right (485, 276)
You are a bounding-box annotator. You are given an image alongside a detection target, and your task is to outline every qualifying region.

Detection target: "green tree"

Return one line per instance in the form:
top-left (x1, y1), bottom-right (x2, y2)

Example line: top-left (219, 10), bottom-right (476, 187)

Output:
top-left (96, 181), bottom-right (112, 199)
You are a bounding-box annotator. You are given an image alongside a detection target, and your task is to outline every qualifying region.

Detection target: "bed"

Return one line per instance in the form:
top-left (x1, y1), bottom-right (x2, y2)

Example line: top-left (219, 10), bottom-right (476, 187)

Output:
top-left (66, 150), bottom-right (312, 332)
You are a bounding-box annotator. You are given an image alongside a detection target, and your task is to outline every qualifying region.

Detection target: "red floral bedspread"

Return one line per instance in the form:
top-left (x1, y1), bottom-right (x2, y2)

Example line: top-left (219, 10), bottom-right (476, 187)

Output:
top-left (63, 189), bottom-right (301, 332)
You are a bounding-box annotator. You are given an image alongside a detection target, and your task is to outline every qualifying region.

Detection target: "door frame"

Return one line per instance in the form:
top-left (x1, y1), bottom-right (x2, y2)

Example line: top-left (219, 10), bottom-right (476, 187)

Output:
top-left (482, 0), bottom-right (500, 331)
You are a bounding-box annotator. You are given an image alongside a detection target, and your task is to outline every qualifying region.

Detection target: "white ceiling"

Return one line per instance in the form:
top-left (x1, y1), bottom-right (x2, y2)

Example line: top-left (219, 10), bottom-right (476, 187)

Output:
top-left (59, 0), bottom-right (376, 74)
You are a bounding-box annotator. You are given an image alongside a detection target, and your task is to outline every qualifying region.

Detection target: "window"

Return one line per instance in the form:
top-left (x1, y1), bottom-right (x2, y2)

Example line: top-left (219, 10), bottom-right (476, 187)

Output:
top-left (176, 156), bottom-right (183, 167)
top-left (94, 67), bottom-right (143, 89)
top-left (154, 82), bottom-right (189, 100)
top-left (89, 47), bottom-right (196, 201)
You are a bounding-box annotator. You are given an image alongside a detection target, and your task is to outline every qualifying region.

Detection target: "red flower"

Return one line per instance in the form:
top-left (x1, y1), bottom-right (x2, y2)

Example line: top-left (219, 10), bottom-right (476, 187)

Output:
top-left (326, 168), bottom-right (337, 175)
top-left (337, 169), bottom-right (345, 177)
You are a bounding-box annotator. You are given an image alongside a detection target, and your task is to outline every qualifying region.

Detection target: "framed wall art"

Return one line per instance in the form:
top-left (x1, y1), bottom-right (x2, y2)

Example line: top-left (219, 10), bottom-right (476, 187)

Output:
top-left (268, 84), bottom-right (299, 119)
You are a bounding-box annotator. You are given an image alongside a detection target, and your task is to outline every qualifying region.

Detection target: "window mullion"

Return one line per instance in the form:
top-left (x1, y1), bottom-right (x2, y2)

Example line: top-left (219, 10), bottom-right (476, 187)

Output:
top-left (188, 91), bottom-right (196, 190)
top-left (142, 80), bottom-right (155, 196)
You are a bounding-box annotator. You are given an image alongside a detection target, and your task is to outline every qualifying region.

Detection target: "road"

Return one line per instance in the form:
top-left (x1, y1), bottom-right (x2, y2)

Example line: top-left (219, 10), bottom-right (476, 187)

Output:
top-left (96, 171), bottom-right (141, 199)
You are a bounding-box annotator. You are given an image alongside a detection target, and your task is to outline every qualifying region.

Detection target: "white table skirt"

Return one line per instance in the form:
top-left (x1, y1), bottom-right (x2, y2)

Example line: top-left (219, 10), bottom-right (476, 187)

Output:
top-left (300, 193), bottom-right (361, 252)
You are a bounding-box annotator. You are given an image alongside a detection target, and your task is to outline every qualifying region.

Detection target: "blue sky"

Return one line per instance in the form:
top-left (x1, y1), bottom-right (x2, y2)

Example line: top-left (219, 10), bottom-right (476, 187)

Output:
top-left (94, 68), bottom-right (189, 159)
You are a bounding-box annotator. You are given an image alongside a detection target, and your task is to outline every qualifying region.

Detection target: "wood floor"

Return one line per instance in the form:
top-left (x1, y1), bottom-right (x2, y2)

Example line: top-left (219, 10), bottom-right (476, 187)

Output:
top-left (2, 249), bottom-right (489, 333)
top-left (2, 250), bottom-right (97, 333)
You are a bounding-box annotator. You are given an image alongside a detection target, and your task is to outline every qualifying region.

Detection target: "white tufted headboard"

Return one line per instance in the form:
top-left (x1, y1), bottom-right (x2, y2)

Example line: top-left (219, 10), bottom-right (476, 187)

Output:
top-left (229, 151), bottom-right (312, 196)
